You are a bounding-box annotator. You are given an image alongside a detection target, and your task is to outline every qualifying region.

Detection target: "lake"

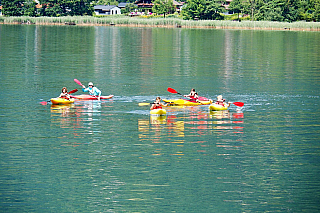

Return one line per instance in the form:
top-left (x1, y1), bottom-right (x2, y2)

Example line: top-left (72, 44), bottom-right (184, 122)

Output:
top-left (0, 24), bottom-right (320, 212)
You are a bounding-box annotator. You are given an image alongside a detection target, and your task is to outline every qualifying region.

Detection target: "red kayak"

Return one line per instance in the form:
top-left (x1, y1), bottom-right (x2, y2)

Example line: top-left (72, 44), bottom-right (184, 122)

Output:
top-left (70, 94), bottom-right (114, 100)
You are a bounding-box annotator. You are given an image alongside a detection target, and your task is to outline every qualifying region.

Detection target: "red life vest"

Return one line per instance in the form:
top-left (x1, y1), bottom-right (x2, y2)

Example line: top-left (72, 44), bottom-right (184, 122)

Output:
top-left (153, 104), bottom-right (162, 109)
top-left (215, 101), bottom-right (225, 106)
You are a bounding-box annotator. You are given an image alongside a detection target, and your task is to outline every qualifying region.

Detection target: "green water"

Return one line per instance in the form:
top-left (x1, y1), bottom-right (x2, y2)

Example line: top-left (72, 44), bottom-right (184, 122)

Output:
top-left (0, 24), bottom-right (320, 212)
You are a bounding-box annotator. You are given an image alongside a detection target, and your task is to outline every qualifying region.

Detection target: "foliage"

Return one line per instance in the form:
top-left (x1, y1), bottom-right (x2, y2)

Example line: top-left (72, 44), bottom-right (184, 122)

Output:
top-left (152, 0), bottom-right (175, 18)
top-left (181, 0), bottom-right (206, 20)
top-left (181, 0), bottom-right (320, 21)
top-left (122, 3), bottom-right (138, 14)
top-left (23, 0), bottom-right (38, 17)
top-left (203, 0), bottom-right (226, 20)
top-left (228, 0), bottom-right (242, 19)
top-left (91, 0), bottom-right (120, 6)
top-left (38, 0), bottom-right (93, 16)
top-left (2, 0), bottom-right (24, 16)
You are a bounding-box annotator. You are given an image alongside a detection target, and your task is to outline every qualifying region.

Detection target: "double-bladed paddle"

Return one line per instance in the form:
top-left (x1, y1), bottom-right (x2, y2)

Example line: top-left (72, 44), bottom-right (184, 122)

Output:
top-left (74, 79), bottom-right (83, 87)
top-left (167, 87), bottom-right (183, 96)
top-left (40, 89), bottom-right (78, 105)
top-left (232, 102), bottom-right (244, 107)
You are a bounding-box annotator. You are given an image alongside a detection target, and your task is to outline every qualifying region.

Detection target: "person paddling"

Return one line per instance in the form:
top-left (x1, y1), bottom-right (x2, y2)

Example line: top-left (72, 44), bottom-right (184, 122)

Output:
top-left (150, 97), bottom-right (168, 110)
top-left (184, 88), bottom-right (199, 102)
top-left (215, 95), bottom-right (231, 107)
top-left (59, 87), bottom-right (70, 100)
top-left (82, 82), bottom-right (102, 101)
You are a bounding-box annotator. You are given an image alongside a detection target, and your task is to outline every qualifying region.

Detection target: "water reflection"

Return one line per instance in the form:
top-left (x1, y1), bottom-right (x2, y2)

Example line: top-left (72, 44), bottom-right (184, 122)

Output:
top-left (50, 100), bottom-right (110, 136)
top-left (51, 104), bottom-right (75, 117)
top-left (209, 111), bottom-right (244, 133)
top-left (138, 107), bottom-right (245, 159)
top-left (139, 108), bottom-right (244, 136)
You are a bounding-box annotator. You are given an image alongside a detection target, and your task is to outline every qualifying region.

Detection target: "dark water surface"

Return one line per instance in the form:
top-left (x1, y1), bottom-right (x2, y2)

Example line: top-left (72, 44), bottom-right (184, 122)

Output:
top-left (0, 24), bottom-right (320, 212)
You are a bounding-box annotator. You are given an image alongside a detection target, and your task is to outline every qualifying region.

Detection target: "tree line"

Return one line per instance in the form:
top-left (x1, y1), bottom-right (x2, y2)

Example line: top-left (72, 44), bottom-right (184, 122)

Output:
top-left (1, 0), bottom-right (319, 22)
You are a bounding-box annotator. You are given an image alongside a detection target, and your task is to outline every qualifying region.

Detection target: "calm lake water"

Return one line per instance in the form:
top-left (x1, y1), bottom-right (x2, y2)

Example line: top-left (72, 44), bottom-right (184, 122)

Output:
top-left (0, 24), bottom-right (320, 212)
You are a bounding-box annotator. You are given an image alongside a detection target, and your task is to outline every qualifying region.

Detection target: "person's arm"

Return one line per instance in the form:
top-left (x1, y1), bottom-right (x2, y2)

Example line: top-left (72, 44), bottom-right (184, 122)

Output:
top-left (95, 88), bottom-right (102, 100)
top-left (82, 86), bottom-right (88, 92)
top-left (161, 102), bottom-right (168, 107)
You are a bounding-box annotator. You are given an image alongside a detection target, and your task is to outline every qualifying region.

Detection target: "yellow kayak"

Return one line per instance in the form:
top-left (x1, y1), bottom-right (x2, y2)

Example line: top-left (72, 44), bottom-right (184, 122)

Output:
top-left (150, 109), bottom-right (167, 115)
top-left (163, 99), bottom-right (212, 106)
top-left (51, 98), bottom-right (75, 105)
top-left (209, 103), bottom-right (229, 111)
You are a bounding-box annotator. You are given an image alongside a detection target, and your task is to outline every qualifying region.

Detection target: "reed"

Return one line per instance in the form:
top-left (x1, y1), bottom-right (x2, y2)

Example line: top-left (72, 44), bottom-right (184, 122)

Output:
top-left (1, 16), bottom-right (319, 30)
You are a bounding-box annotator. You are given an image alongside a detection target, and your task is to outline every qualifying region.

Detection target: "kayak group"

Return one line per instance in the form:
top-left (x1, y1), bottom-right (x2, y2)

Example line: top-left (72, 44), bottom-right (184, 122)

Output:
top-left (44, 79), bottom-right (244, 115)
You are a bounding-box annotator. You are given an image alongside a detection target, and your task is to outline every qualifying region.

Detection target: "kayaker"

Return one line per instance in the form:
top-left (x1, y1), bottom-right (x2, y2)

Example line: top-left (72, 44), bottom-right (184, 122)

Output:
top-left (215, 95), bottom-right (231, 107)
top-left (184, 88), bottom-right (199, 100)
top-left (150, 97), bottom-right (168, 110)
top-left (82, 82), bottom-right (102, 101)
top-left (59, 87), bottom-right (70, 100)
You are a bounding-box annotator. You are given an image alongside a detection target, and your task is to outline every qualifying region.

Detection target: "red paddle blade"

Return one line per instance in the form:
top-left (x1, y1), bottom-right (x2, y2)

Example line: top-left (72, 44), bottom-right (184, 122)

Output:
top-left (233, 102), bottom-right (244, 107)
top-left (40, 101), bottom-right (48, 105)
top-left (74, 79), bottom-right (82, 86)
top-left (167, 87), bottom-right (178, 94)
top-left (68, 89), bottom-right (78, 94)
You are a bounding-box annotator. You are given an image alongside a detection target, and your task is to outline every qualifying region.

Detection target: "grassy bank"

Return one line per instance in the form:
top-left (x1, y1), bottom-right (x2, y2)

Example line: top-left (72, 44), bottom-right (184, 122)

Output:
top-left (1, 16), bottom-right (319, 31)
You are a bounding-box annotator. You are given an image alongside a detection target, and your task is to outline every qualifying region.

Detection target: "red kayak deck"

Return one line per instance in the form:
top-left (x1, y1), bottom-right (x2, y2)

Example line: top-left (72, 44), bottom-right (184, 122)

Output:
top-left (71, 94), bottom-right (114, 100)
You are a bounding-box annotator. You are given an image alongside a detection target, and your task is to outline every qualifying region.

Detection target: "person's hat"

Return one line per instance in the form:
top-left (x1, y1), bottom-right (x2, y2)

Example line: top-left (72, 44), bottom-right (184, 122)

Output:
top-left (88, 82), bottom-right (93, 86)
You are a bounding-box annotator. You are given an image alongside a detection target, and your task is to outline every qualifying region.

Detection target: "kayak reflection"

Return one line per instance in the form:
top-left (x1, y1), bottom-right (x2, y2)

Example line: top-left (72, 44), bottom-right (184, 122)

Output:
top-left (51, 104), bottom-right (75, 117)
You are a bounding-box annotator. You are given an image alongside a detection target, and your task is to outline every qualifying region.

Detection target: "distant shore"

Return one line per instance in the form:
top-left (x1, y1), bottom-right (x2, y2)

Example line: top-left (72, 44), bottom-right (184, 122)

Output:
top-left (1, 16), bottom-right (320, 31)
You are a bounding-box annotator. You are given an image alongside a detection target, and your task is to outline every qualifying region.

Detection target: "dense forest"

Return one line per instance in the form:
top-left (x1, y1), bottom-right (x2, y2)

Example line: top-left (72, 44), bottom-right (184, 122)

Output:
top-left (1, 0), bottom-right (319, 22)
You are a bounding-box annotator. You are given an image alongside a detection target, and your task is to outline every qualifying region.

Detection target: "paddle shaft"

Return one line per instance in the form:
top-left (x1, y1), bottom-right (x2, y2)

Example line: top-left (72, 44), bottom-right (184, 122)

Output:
top-left (74, 79), bottom-right (83, 87)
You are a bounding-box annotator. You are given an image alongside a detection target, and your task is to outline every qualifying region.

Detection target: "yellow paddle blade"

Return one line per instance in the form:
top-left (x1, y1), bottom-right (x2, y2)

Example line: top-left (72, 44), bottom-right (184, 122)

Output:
top-left (139, 103), bottom-right (150, 106)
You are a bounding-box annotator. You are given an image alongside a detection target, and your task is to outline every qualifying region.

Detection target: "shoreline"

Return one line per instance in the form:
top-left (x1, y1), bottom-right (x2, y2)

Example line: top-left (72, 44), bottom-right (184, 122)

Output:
top-left (1, 18), bottom-right (319, 32)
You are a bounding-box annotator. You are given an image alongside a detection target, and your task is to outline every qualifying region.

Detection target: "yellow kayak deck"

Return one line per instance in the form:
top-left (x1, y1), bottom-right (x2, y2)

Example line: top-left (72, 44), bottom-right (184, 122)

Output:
top-left (163, 99), bottom-right (212, 106)
top-left (209, 103), bottom-right (229, 111)
top-left (51, 98), bottom-right (75, 105)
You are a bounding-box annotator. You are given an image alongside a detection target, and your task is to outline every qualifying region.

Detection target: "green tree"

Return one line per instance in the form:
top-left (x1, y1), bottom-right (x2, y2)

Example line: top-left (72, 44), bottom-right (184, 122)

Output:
top-left (2, 0), bottom-right (24, 16)
top-left (39, 0), bottom-right (63, 16)
top-left (182, 0), bottom-right (206, 20)
top-left (152, 0), bottom-right (174, 17)
top-left (298, 0), bottom-right (320, 21)
top-left (204, 0), bottom-right (226, 20)
top-left (39, 0), bottom-right (93, 16)
top-left (23, 0), bottom-right (37, 16)
top-left (92, 0), bottom-right (119, 5)
top-left (242, 0), bottom-right (263, 21)
top-left (62, 0), bottom-right (93, 16)
top-left (122, 3), bottom-right (138, 14)
top-left (254, 0), bottom-right (301, 21)
top-left (228, 0), bottom-right (243, 20)
top-left (313, 0), bottom-right (320, 21)
top-left (255, 0), bottom-right (284, 21)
